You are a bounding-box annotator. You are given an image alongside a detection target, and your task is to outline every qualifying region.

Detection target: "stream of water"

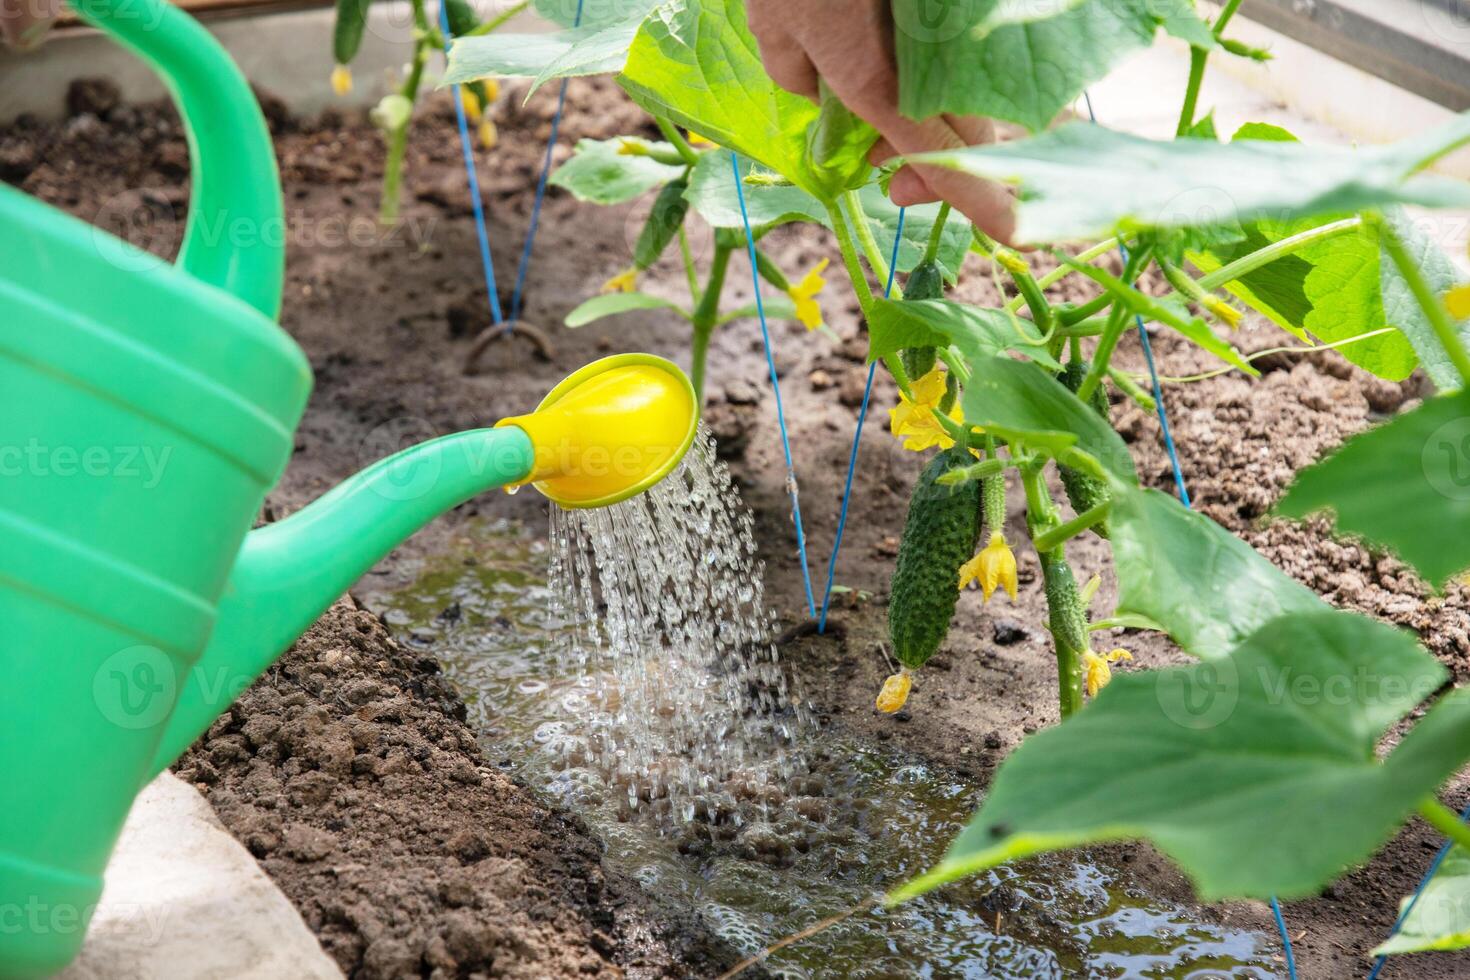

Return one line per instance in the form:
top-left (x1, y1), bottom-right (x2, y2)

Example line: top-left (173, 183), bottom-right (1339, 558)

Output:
top-left (366, 431), bottom-right (1282, 979)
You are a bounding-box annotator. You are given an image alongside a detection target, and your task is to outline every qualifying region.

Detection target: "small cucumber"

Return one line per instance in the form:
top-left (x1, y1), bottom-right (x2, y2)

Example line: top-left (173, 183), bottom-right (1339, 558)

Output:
top-left (1057, 358), bottom-right (1111, 539)
top-left (899, 259), bottom-right (945, 382)
top-left (443, 0), bottom-right (480, 37)
top-left (888, 447), bottom-right (984, 670)
top-left (332, 0), bottom-right (372, 66)
top-left (633, 177), bottom-right (690, 270)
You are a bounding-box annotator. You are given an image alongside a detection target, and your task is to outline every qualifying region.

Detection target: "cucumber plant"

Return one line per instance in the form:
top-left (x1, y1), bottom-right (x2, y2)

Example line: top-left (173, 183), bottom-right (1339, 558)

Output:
top-left (448, 0), bottom-right (1470, 959)
top-left (331, 0), bottom-right (527, 224)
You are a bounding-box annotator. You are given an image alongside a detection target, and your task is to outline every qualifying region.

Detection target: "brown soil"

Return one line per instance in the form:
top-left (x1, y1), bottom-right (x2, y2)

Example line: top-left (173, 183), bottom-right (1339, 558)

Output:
top-left (8, 74), bottom-right (1469, 978)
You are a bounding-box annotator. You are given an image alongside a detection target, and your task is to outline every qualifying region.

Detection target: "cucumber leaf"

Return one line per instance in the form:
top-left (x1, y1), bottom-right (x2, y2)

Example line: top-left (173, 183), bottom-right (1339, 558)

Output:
top-left (534, 0), bottom-right (657, 29)
top-left (890, 610), bottom-right (1454, 904)
top-left (911, 116), bottom-right (1470, 244)
top-left (550, 138), bottom-right (686, 204)
top-left (894, 0), bottom-right (1214, 134)
top-left (1277, 391), bottom-right (1470, 588)
top-left (445, 15), bottom-right (645, 93)
top-left (1376, 842), bottom-right (1470, 955)
top-left (1110, 485), bottom-right (1326, 660)
top-left (565, 292), bottom-right (688, 327)
top-left (961, 356), bottom-right (1135, 482)
top-left (617, 0), bottom-right (867, 201)
top-left (867, 299), bottom-right (1058, 369)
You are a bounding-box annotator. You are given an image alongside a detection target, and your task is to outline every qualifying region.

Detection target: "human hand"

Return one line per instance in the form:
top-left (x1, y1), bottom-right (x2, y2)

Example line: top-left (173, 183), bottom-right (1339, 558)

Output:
top-left (1, 0), bottom-right (61, 50)
top-left (747, 0), bottom-right (1015, 244)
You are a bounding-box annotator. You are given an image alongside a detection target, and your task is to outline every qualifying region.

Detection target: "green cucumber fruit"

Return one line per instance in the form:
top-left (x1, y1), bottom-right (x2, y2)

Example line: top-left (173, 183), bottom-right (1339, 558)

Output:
top-left (332, 0), bottom-right (372, 66)
top-left (899, 259), bottom-right (945, 382)
top-left (889, 447), bottom-right (984, 670)
top-left (1057, 358), bottom-right (1111, 539)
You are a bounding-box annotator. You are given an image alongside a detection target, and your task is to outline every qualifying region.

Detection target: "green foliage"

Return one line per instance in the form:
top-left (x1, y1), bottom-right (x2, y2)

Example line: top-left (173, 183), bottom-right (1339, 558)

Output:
top-left (1376, 844), bottom-right (1470, 954)
top-left (633, 176), bottom-right (691, 268)
top-left (1109, 486), bottom-right (1325, 660)
top-left (445, 17), bottom-right (645, 92)
top-left (1278, 391), bottom-right (1470, 588)
top-left (549, 138), bottom-right (686, 204)
top-left (564, 292), bottom-right (689, 326)
top-left (685, 152), bottom-right (970, 278)
top-left (1057, 359), bottom-right (1111, 537)
top-left (893, 0), bottom-right (1213, 134)
top-left (617, 0), bottom-right (871, 201)
top-left (867, 299), bottom-right (1056, 368)
top-left (961, 356), bottom-right (1135, 482)
top-left (889, 448), bottom-right (984, 670)
top-left (912, 116), bottom-right (1470, 243)
top-left (891, 611), bottom-right (1457, 903)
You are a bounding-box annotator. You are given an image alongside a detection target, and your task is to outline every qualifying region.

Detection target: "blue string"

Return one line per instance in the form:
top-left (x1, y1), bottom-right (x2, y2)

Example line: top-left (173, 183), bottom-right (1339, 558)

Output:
top-left (730, 152), bottom-right (817, 619)
top-left (1272, 898), bottom-right (1297, 979)
top-left (1365, 800), bottom-right (1470, 979)
top-left (818, 208), bottom-right (906, 633)
top-left (438, 1), bottom-right (503, 325)
top-left (509, 0), bottom-right (585, 324)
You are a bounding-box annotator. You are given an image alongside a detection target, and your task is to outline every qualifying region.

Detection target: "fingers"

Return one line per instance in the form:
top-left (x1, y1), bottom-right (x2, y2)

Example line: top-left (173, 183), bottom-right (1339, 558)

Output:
top-left (861, 114), bottom-right (1015, 243)
top-left (748, 2), bottom-right (820, 101)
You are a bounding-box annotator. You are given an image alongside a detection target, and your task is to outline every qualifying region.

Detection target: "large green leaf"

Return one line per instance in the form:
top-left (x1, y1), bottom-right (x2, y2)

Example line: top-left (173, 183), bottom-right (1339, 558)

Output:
top-left (1377, 211), bottom-right (1470, 391)
top-left (868, 298), bottom-right (1057, 368)
top-left (564, 291), bottom-right (688, 327)
top-left (683, 152), bottom-right (969, 279)
top-left (617, 0), bottom-right (863, 200)
top-left (894, 0), bottom-right (1213, 134)
top-left (961, 356), bottom-right (1136, 482)
top-left (549, 138), bottom-right (686, 204)
top-left (534, 0), bottom-right (657, 29)
top-left (1277, 391), bottom-right (1470, 588)
top-left (1110, 485), bottom-right (1326, 660)
top-left (911, 116), bottom-right (1470, 244)
top-left (445, 17), bottom-right (644, 92)
top-left (1377, 841), bottom-right (1470, 955)
top-left (890, 610), bottom-right (1454, 904)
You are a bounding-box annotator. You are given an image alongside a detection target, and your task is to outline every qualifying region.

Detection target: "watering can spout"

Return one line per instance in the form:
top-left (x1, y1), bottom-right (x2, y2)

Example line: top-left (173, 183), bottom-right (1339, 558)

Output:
top-left (148, 354), bottom-right (697, 774)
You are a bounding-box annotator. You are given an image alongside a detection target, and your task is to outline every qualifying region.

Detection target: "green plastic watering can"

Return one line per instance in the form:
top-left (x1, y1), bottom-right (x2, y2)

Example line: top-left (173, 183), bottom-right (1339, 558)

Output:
top-left (0, 1), bottom-right (697, 974)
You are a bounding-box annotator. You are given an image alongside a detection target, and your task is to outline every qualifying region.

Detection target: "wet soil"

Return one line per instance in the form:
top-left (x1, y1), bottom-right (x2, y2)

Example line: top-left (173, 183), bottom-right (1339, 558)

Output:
top-left (8, 75), bottom-right (1469, 977)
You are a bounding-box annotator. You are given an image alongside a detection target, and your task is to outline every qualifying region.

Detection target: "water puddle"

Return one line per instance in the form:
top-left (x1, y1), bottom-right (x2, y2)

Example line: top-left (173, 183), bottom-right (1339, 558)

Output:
top-left (365, 437), bottom-right (1281, 979)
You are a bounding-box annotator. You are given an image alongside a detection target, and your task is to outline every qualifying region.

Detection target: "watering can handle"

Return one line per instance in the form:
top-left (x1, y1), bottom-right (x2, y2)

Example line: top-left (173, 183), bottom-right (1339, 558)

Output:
top-left (71, 0), bottom-right (284, 318)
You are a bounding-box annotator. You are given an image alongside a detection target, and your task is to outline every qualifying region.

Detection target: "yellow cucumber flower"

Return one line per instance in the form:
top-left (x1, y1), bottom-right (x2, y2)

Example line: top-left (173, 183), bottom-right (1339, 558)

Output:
top-left (875, 669), bottom-right (912, 714)
top-left (1448, 285), bottom-right (1470, 321)
top-left (889, 366), bottom-right (962, 452)
top-left (959, 531), bottom-right (1018, 602)
top-left (1083, 648), bottom-right (1133, 698)
top-left (330, 64), bottom-right (353, 97)
top-left (459, 85), bottom-right (482, 123)
top-left (1202, 294), bottom-right (1243, 329)
top-left (478, 117), bottom-right (498, 150)
top-left (786, 258), bottom-right (830, 330)
top-left (686, 129), bottom-right (715, 147)
top-left (993, 249), bottom-right (1030, 277)
top-left (616, 137), bottom-right (649, 157)
top-left (601, 267), bottom-right (639, 294)
top-left (482, 78), bottom-right (500, 102)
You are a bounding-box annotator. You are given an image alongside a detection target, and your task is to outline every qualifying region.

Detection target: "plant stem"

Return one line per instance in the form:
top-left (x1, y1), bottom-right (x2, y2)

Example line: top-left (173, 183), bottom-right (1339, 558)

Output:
top-left (842, 190), bottom-right (897, 297)
top-left (826, 200), bottom-right (876, 316)
top-left (1074, 243), bottom-right (1153, 402)
top-left (1020, 459), bottom-right (1059, 537)
top-left (923, 201), bottom-right (952, 265)
top-left (1197, 217), bottom-right (1361, 291)
top-left (1419, 798), bottom-right (1470, 853)
top-left (678, 224), bottom-right (699, 300)
top-left (1213, 0), bottom-right (1246, 34)
top-left (1176, 47), bottom-right (1208, 137)
top-left (462, 0), bottom-right (530, 36)
top-left (1004, 238), bottom-right (1120, 315)
top-left (1108, 365), bottom-right (1157, 411)
top-left (1034, 502), bottom-right (1113, 553)
top-left (937, 456), bottom-right (1006, 487)
top-left (655, 116), bottom-right (701, 167)
top-left (690, 242), bottom-right (733, 402)
top-left (1373, 213), bottom-right (1470, 387)
top-left (379, 36), bottom-right (431, 226)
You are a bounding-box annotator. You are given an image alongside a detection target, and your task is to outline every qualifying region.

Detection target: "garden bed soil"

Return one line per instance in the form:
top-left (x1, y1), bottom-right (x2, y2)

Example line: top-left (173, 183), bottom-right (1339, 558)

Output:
top-left (8, 76), bottom-right (1470, 977)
